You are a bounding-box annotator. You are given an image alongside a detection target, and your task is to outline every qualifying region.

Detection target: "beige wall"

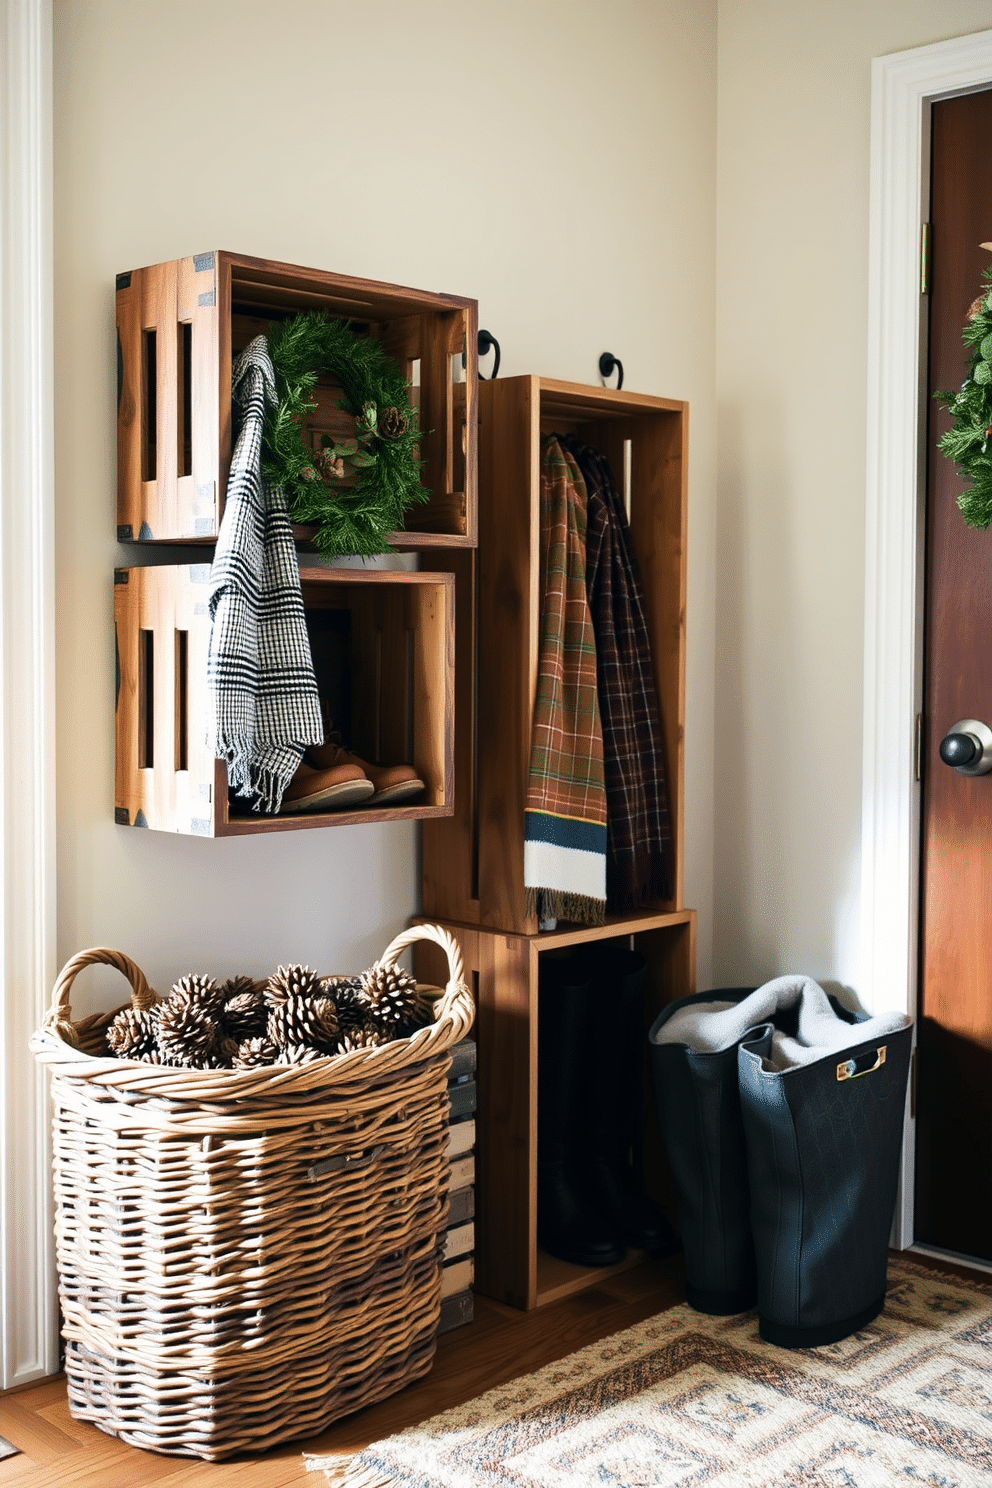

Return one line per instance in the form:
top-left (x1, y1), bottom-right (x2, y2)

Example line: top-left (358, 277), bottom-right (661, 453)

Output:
top-left (714, 1), bottom-right (991, 993)
top-left (53, 0), bottom-right (718, 1004)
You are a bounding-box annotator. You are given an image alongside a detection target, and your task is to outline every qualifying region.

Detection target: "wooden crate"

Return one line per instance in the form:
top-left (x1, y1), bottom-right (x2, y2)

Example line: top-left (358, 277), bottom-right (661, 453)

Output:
top-left (116, 251), bottom-right (477, 548)
top-left (414, 910), bottom-right (695, 1311)
top-left (438, 1038), bottom-right (476, 1334)
top-left (421, 376), bottom-right (688, 934)
top-left (115, 566), bottom-right (454, 835)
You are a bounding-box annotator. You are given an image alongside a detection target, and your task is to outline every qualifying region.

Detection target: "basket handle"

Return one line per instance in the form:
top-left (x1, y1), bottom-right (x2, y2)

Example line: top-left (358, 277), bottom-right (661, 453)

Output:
top-left (44, 947), bottom-right (156, 1048)
top-left (374, 922), bottom-right (468, 1008)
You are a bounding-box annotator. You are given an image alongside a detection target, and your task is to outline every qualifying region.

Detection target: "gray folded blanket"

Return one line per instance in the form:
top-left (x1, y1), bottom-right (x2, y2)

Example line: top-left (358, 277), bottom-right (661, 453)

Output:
top-left (651, 975), bottom-right (911, 1071)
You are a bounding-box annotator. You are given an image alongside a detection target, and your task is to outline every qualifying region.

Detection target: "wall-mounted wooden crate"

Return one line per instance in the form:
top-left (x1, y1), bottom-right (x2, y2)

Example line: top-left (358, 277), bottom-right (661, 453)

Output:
top-left (116, 251), bottom-right (478, 548)
top-left (414, 910), bottom-right (695, 1311)
top-left (422, 376), bottom-right (688, 935)
top-left (115, 566), bottom-right (454, 835)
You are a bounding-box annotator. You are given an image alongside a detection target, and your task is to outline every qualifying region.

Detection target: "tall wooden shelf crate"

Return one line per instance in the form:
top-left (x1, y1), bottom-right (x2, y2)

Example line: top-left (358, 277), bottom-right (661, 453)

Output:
top-left (422, 376), bottom-right (688, 934)
top-left (116, 251), bottom-right (477, 547)
top-left (419, 375), bottom-right (695, 1308)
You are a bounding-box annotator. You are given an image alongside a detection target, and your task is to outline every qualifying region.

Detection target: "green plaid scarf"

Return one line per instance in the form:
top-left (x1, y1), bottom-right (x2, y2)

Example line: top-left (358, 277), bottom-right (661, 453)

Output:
top-left (524, 438), bottom-right (607, 925)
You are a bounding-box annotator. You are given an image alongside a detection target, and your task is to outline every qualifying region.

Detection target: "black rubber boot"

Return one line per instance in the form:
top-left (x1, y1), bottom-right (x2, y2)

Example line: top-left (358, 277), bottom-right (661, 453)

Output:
top-left (649, 988), bottom-right (759, 1314)
top-left (582, 947), bottom-right (679, 1254)
top-left (739, 1017), bottom-right (913, 1348)
top-left (538, 959), bottom-right (625, 1267)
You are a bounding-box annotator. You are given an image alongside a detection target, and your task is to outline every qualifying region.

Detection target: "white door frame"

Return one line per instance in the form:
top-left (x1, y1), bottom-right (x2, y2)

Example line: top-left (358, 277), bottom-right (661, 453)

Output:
top-left (0, 0), bottom-right (58, 1388)
top-left (862, 28), bottom-right (992, 1250)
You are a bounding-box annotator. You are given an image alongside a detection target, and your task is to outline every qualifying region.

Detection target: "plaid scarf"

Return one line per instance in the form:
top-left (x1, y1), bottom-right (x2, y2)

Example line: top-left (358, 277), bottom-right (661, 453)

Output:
top-left (563, 436), bottom-right (673, 911)
top-left (207, 336), bottom-right (323, 814)
top-left (524, 438), bottom-right (607, 926)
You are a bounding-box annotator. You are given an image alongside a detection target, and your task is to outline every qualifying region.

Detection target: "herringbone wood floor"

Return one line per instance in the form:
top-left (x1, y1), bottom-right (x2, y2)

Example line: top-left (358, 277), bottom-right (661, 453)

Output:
top-left (0, 1256), bottom-right (687, 1488)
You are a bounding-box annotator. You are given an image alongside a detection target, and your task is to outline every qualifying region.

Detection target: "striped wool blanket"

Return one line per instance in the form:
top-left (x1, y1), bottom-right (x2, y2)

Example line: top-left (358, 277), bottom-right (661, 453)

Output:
top-left (207, 336), bottom-right (323, 813)
top-left (565, 436), bottom-right (673, 911)
top-left (524, 438), bottom-right (607, 926)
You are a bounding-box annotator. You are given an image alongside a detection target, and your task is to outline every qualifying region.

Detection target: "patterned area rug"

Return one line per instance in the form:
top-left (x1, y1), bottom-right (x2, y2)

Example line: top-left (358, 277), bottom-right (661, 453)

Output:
top-left (307, 1257), bottom-right (992, 1487)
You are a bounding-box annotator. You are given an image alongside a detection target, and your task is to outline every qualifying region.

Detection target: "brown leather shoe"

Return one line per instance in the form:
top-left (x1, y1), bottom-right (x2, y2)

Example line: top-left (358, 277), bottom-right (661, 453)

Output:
top-left (281, 758), bottom-right (375, 813)
top-left (306, 736), bottom-right (425, 805)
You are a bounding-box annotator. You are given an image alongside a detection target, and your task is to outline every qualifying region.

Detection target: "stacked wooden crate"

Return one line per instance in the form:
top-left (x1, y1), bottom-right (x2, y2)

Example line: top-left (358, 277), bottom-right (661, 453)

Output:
top-left (419, 376), bottom-right (697, 1310)
top-left (439, 1038), bottom-right (476, 1332)
top-left (114, 249), bottom-right (477, 836)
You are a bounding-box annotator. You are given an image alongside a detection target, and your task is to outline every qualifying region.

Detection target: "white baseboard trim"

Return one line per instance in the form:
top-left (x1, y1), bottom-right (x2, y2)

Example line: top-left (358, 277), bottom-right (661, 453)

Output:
top-left (909, 1243), bottom-right (992, 1278)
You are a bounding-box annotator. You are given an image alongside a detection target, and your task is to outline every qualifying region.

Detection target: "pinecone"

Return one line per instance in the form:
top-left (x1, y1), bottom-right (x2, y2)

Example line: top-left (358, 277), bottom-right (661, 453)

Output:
top-left (222, 973), bottom-right (257, 998)
top-left (323, 975), bottom-right (371, 1034)
top-left (337, 1027), bottom-right (386, 1054)
top-left (158, 986), bottom-right (225, 1069)
top-left (264, 964), bottom-right (325, 1009)
top-left (211, 1035), bottom-right (240, 1069)
top-left (106, 1005), bottom-right (159, 1060)
top-left (277, 1043), bottom-right (323, 1065)
top-left (360, 962), bottom-right (419, 1035)
top-left (171, 973), bottom-right (225, 1015)
top-left (222, 987), bottom-right (268, 1042)
top-left (267, 993), bottom-right (340, 1053)
top-left (233, 1036), bottom-right (279, 1069)
top-left (378, 405), bottom-right (410, 440)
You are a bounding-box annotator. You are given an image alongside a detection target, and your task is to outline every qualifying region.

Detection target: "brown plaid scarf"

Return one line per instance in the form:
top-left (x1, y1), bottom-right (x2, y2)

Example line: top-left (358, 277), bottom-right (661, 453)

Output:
top-left (563, 436), bottom-right (673, 912)
top-left (524, 438), bottom-right (607, 926)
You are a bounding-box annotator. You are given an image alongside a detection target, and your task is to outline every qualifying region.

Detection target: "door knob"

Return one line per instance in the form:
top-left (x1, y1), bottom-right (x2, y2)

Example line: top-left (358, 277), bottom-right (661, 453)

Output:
top-left (938, 718), bottom-right (992, 775)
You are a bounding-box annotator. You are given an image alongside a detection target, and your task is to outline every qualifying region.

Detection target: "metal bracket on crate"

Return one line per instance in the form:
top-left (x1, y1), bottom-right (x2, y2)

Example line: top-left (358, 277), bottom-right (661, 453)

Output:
top-left (308, 1144), bottom-right (387, 1181)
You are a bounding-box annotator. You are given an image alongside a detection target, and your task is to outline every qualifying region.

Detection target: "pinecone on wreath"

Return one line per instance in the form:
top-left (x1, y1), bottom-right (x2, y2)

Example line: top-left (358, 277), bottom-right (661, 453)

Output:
top-left (360, 962), bottom-right (419, 1036)
top-left (106, 1005), bottom-right (159, 1060)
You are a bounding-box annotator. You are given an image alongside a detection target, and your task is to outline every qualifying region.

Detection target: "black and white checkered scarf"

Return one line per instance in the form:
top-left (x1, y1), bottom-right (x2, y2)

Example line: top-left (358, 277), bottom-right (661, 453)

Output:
top-left (207, 336), bottom-right (323, 813)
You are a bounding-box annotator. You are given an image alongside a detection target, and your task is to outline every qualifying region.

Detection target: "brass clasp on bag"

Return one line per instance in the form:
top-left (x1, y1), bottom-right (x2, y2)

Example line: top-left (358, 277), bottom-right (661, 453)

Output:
top-left (837, 1045), bottom-right (887, 1082)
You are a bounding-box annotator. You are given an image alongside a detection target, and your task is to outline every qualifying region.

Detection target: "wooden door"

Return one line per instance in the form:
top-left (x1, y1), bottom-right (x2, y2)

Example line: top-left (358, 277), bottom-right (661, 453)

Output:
top-left (917, 88), bottom-right (992, 1260)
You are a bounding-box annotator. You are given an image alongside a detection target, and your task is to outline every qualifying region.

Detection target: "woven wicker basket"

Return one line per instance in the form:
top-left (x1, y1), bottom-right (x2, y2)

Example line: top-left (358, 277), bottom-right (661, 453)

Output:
top-left (29, 922), bottom-right (473, 1461)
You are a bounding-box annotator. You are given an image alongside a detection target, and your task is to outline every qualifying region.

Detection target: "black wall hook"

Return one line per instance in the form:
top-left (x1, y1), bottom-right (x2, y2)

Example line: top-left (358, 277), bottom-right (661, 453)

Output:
top-left (478, 329), bottom-right (500, 380)
top-left (599, 351), bottom-right (624, 390)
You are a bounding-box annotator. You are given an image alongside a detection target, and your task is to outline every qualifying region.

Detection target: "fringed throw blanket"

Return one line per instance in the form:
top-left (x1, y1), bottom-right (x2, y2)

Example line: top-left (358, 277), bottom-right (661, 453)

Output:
top-left (524, 438), bottom-right (607, 925)
top-left (565, 436), bottom-right (673, 912)
top-left (208, 336), bottom-right (323, 813)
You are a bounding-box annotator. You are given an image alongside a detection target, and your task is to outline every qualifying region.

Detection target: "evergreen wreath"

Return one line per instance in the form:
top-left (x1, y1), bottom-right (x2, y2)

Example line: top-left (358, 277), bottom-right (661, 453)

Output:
top-left (261, 311), bottom-right (430, 558)
top-left (936, 265), bottom-right (992, 529)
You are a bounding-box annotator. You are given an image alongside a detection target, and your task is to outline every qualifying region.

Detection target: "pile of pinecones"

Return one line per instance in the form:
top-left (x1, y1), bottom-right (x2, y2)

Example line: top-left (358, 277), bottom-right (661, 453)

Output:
top-left (105, 961), bottom-right (426, 1070)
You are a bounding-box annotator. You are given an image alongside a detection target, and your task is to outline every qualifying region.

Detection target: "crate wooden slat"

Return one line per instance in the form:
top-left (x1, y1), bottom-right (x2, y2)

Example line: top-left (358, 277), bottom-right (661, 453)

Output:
top-left (439, 1037), bottom-right (476, 1334)
top-left (115, 566), bottom-right (455, 835)
top-left (414, 909), bottom-right (695, 1312)
top-left (116, 251), bottom-right (477, 548)
top-left (421, 375), bottom-right (688, 934)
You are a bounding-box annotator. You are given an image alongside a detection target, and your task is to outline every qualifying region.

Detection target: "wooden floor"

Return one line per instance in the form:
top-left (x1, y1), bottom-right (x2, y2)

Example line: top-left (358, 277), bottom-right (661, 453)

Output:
top-left (0, 1255), bottom-right (687, 1488)
top-left (4, 1248), bottom-right (986, 1488)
